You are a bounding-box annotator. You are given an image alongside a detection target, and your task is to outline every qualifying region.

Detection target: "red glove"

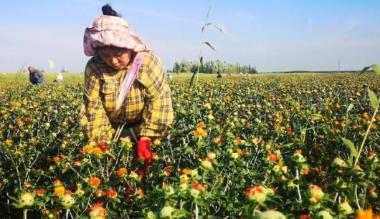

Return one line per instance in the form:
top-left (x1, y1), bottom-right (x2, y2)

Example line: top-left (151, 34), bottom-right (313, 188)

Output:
top-left (136, 139), bottom-right (152, 164)
top-left (136, 139), bottom-right (153, 179)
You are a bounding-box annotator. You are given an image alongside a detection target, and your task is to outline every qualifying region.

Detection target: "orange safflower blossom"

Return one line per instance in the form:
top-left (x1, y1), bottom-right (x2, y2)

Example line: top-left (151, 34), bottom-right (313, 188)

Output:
top-left (97, 140), bottom-right (110, 153)
top-left (54, 185), bottom-right (65, 197)
top-left (196, 122), bottom-right (206, 129)
top-left (82, 144), bottom-right (94, 154)
top-left (53, 179), bottom-right (65, 197)
top-left (193, 127), bottom-right (207, 139)
top-left (308, 185), bottom-right (325, 203)
top-left (5, 139), bottom-right (13, 145)
top-left (107, 188), bottom-right (118, 199)
top-left (23, 181), bottom-right (32, 188)
top-left (292, 149), bottom-right (306, 163)
top-left (152, 152), bottom-right (159, 160)
top-left (368, 151), bottom-right (377, 159)
top-left (81, 143), bottom-right (107, 156)
top-left (52, 156), bottom-right (61, 164)
top-left (92, 147), bottom-right (103, 156)
top-left (89, 202), bottom-right (107, 219)
top-left (53, 179), bottom-right (62, 186)
top-left (273, 162), bottom-right (288, 174)
top-left (301, 164), bottom-right (311, 175)
top-left (73, 160), bottom-right (81, 167)
top-left (355, 208), bottom-right (380, 219)
top-left (190, 182), bottom-right (207, 198)
top-left (192, 182), bottom-right (207, 191)
top-left (95, 189), bottom-right (105, 197)
top-left (235, 136), bottom-right (242, 144)
top-left (237, 148), bottom-right (249, 156)
top-left (116, 167), bottom-right (128, 177)
top-left (182, 168), bottom-right (191, 176)
top-left (213, 136), bottom-right (222, 145)
top-left (299, 215), bottom-right (313, 219)
top-left (89, 177), bottom-right (101, 188)
top-left (368, 187), bottom-right (378, 198)
top-left (268, 151), bottom-right (279, 162)
top-left (244, 185), bottom-right (272, 204)
top-left (163, 166), bottom-right (175, 177)
top-left (36, 188), bottom-right (45, 196)
top-left (251, 136), bottom-right (262, 145)
top-left (286, 126), bottom-right (294, 134)
top-left (135, 187), bottom-right (144, 198)
top-left (65, 190), bottom-right (73, 196)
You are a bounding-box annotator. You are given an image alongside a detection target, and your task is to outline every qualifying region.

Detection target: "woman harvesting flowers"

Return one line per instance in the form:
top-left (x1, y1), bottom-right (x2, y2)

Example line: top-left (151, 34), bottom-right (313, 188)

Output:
top-left (80, 4), bottom-right (173, 165)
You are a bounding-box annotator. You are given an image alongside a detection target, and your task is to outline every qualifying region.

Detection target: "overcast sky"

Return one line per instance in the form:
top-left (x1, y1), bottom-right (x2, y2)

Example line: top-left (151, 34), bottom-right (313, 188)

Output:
top-left (0, 0), bottom-right (379, 72)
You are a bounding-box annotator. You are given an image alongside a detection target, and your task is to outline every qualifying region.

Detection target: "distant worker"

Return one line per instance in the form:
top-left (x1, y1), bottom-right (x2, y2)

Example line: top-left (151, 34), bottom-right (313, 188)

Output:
top-left (55, 72), bottom-right (64, 83)
top-left (28, 66), bottom-right (45, 85)
top-left (217, 71), bottom-right (222, 79)
top-left (167, 73), bottom-right (173, 80)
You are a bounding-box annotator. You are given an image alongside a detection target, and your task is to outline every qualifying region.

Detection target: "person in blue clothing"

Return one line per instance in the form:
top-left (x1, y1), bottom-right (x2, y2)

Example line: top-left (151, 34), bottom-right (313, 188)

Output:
top-left (28, 66), bottom-right (45, 85)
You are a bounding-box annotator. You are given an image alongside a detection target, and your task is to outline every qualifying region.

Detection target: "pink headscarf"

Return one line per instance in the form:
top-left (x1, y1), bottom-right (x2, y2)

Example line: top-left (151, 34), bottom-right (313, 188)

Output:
top-left (83, 15), bottom-right (149, 56)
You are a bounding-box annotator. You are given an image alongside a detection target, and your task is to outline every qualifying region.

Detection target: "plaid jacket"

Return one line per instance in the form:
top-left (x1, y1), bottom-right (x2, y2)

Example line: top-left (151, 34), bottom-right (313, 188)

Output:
top-left (80, 52), bottom-right (174, 142)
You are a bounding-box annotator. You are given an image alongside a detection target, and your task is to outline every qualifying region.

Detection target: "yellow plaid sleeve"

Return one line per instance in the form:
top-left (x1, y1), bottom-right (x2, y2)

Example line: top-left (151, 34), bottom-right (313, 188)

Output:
top-left (80, 60), bottom-right (114, 142)
top-left (138, 53), bottom-right (174, 138)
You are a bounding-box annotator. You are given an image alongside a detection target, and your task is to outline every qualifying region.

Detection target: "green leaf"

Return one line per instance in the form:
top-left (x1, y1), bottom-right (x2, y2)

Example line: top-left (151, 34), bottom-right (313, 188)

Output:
top-left (370, 64), bottom-right (380, 75)
top-left (173, 209), bottom-right (190, 218)
top-left (341, 138), bottom-right (358, 158)
top-left (205, 3), bottom-right (212, 20)
top-left (347, 104), bottom-right (354, 113)
top-left (203, 41), bottom-right (216, 51)
top-left (368, 88), bottom-right (379, 111)
top-left (359, 66), bottom-right (371, 75)
top-left (201, 22), bottom-right (212, 32)
top-left (254, 118), bottom-right (262, 124)
top-left (202, 23), bottom-right (224, 33)
top-left (212, 24), bottom-right (225, 33)
top-left (360, 64), bottom-right (380, 75)
top-left (311, 113), bottom-right (323, 121)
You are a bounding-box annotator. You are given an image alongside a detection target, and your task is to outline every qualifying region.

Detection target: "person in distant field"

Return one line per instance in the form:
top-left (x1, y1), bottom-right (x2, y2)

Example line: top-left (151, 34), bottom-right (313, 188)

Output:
top-left (80, 4), bottom-right (174, 168)
top-left (217, 71), bottom-right (222, 79)
top-left (55, 72), bottom-right (64, 83)
top-left (167, 73), bottom-right (173, 80)
top-left (28, 66), bottom-right (45, 85)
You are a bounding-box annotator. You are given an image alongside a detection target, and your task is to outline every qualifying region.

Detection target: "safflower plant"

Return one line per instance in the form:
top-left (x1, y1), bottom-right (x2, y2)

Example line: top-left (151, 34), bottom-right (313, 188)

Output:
top-left (0, 73), bottom-right (379, 218)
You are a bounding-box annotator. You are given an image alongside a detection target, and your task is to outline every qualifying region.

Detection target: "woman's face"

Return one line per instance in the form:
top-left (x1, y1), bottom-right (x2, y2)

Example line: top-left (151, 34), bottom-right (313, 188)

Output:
top-left (97, 47), bottom-right (134, 70)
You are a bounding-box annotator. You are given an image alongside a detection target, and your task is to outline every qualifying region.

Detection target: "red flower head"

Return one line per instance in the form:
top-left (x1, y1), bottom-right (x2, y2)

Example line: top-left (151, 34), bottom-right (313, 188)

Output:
top-left (97, 140), bottom-right (110, 153)
top-left (299, 215), bottom-right (313, 219)
top-left (268, 152), bottom-right (279, 162)
top-left (107, 188), bottom-right (118, 199)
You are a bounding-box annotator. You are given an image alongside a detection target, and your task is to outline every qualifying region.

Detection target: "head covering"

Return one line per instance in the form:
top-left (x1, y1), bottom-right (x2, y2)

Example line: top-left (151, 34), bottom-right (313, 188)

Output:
top-left (83, 15), bottom-right (149, 56)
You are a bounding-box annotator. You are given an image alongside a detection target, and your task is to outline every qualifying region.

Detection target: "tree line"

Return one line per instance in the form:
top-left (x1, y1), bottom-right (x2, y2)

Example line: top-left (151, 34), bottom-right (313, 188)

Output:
top-left (171, 60), bottom-right (257, 74)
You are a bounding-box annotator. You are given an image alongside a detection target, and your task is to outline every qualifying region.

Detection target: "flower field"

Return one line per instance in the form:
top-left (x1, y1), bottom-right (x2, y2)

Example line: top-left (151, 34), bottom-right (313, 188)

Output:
top-left (0, 73), bottom-right (379, 218)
